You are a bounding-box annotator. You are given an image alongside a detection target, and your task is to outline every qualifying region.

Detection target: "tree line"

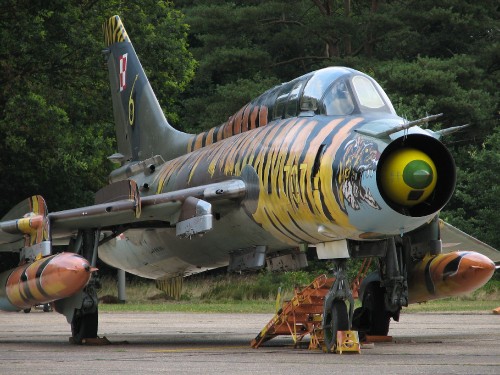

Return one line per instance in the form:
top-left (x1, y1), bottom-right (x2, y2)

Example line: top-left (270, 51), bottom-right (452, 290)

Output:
top-left (0, 0), bottom-right (498, 248)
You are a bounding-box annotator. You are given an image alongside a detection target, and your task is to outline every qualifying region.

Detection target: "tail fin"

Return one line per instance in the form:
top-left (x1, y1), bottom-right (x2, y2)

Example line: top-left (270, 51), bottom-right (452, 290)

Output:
top-left (102, 15), bottom-right (192, 163)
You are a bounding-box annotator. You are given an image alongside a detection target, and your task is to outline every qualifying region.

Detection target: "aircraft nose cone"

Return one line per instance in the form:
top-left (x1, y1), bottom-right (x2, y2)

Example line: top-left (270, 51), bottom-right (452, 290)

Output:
top-left (461, 252), bottom-right (495, 278)
top-left (403, 160), bottom-right (433, 189)
top-left (444, 251), bottom-right (495, 294)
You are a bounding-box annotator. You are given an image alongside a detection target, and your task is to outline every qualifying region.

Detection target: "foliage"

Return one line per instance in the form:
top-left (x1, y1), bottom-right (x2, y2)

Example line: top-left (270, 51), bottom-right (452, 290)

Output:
top-left (199, 270), bottom-right (315, 301)
top-left (97, 269), bottom-right (500, 313)
top-left (0, 0), bottom-right (195, 212)
top-left (442, 128), bottom-right (500, 248)
top-left (181, 75), bottom-right (281, 132)
top-left (175, 0), bottom-right (499, 248)
top-left (375, 56), bottom-right (495, 129)
top-left (0, 1), bottom-right (498, 248)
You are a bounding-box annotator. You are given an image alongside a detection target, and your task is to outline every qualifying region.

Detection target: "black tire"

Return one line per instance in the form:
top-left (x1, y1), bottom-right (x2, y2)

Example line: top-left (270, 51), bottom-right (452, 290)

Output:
top-left (363, 282), bottom-right (391, 336)
top-left (352, 306), bottom-right (369, 331)
top-left (331, 300), bottom-right (349, 335)
top-left (71, 309), bottom-right (98, 344)
top-left (324, 300), bottom-right (349, 351)
top-left (23, 308), bottom-right (31, 313)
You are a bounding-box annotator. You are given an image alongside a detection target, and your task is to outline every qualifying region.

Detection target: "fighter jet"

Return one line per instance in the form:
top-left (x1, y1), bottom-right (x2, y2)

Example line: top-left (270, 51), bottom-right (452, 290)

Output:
top-left (0, 15), bottom-right (497, 350)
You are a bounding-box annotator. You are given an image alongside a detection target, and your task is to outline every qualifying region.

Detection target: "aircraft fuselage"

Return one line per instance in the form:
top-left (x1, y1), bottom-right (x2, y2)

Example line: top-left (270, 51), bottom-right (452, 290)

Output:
top-left (99, 112), bottom-right (454, 279)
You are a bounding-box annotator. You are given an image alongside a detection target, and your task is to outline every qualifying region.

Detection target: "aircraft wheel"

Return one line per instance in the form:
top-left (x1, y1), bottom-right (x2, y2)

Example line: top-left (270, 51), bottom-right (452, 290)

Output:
top-left (23, 308), bottom-right (31, 313)
top-left (332, 299), bottom-right (349, 337)
top-left (71, 309), bottom-right (98, 344)
top-left (352, 306), bottom-right (369, 331)
top-left (324, 300), bottom-right (349, 351)
top-left (363, 282), bottom-right (391, 336)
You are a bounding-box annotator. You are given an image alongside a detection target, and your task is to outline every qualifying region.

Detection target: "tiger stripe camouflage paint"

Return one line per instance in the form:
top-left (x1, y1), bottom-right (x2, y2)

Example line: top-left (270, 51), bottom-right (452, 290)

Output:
top-left (155, 116), bottom-right (373, 245)
top-left (155, 276), bottom-right (183, 300)
top-left (187, 104), bottom-right (270, 152)
top-left (408, 251), bottom-right (495, 303)
top-left (0, 195), bottom-right (50, 248)
top-left (103, 15), bottom-right (130, 47)
top-left (0, 253), bottom-right (92, 311)
top-left (24, 195), bottom-right (50, 247)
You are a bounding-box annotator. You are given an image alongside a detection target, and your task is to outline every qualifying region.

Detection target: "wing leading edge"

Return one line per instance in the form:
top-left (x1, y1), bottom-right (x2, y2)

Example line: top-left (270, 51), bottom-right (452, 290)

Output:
top-left (0, 179), bottom-right (247, 251)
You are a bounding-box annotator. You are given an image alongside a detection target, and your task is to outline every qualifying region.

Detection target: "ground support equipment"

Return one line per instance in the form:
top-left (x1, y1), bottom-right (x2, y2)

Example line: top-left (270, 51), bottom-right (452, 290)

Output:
top-left (251, 274), bottom-right (360, 353)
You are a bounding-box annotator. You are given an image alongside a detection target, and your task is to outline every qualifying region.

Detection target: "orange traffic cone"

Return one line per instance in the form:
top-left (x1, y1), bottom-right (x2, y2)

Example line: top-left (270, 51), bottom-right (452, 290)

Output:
top-left (493, 307), bottom-right (500, 315)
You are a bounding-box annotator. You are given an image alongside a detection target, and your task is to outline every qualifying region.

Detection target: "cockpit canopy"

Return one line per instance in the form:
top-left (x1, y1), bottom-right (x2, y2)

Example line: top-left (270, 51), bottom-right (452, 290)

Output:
top-left (261, 67), bottom-right (396, 121)
top-left (188, 67), bottom-right (398, 152)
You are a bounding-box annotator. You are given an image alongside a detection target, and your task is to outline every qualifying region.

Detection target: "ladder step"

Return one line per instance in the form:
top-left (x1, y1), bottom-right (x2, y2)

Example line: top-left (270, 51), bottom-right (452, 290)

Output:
top-left (251, 274), bottom-right (336, 349)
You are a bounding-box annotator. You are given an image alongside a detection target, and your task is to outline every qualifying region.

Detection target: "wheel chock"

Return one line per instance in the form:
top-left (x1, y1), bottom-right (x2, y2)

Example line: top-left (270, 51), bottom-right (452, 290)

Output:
top-left (365, 335), bottom-right (393, 343)
top-left (336, 330), bottom-right (361, 354)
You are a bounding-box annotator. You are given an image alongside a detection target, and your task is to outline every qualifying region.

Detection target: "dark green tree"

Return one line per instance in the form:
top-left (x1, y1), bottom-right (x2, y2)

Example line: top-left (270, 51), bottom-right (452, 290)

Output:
top-left (0, 0), bottom-right (195, 212)
top-left (1, 0), bottom-right (497, 248)
top-left (442, 128), bottom-right (500, 249)
top-left (175, 0), bottom-right (499, 247)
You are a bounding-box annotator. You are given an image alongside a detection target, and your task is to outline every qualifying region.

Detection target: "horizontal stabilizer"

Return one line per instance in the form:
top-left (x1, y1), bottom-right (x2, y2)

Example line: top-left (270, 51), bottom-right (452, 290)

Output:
top-left (0, 196), bottom-right (51, 259)
top-left (440, 220), bottom-right (500, 262)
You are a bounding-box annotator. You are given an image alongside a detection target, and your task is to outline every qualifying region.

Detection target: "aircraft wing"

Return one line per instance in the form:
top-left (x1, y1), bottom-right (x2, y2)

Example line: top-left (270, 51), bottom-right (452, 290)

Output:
top-left (0, 179), bottom-right (247, 250)
top-left (440, 220), bottom-right (500, 263)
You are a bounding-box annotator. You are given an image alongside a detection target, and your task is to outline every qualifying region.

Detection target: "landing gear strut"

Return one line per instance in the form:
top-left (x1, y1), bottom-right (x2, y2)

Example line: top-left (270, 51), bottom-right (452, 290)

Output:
top-left (352, 236), bottom-right (409, 337)
top-left (322, 259), bottom-right (354, 352)
top-left (71, 229), bottom-right (100, 344)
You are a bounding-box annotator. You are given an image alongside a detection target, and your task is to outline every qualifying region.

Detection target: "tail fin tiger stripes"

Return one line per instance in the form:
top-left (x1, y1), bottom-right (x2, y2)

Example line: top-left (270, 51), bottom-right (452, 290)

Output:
top-left (102, 15), bottom-right (192, 164)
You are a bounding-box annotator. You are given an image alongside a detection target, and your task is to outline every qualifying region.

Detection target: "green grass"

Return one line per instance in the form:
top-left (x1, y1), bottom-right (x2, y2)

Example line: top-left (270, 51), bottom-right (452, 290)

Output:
top-left (97, 271), bottom-right (500, 314)
top-left (99, 301), bottom-right (275, 313)
top-left (404, 299), bottom-right (499, 313)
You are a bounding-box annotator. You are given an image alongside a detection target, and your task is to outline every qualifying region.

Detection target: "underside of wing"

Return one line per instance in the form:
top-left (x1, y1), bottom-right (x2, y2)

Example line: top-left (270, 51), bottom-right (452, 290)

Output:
top-left (440, 220), bottom-right (500, 263)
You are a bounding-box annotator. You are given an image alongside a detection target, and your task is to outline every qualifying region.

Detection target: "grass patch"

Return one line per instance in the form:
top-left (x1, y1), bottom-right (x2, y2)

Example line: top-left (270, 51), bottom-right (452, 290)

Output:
top-left (99, 301), bottom-right (275, 313)
top-left (98, 271), bottom-right (315, 304)
top-left (404, 299), bottom-right (499, 313)
top-left (404, 277), bottom-right (500, 312)
top-left (97, 271), bottom-right (500, 313)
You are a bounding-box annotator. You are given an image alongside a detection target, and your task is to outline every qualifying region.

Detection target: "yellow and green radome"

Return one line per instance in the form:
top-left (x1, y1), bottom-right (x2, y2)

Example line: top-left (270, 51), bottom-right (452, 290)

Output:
top-left (380, 148), bottom-right (437, 207)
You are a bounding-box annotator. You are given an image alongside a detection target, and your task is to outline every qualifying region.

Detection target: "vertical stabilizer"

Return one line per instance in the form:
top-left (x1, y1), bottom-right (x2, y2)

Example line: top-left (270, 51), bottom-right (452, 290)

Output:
top-left (102, 16), bottom-right (192, 163)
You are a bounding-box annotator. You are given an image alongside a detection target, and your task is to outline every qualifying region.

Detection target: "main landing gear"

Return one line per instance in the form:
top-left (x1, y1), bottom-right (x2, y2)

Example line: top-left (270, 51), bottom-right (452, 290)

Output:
top-left (70, 229), bottom-right (100, 344)
top-left (352, 236), bottom-right (409, 338)
top-left (352, 280), bottom-right (392, 336)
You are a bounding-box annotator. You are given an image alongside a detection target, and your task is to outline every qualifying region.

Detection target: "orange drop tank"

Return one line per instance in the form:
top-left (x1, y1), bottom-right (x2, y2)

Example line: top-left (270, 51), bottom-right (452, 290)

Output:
top-left (4, 253), bottom-right (92, 310)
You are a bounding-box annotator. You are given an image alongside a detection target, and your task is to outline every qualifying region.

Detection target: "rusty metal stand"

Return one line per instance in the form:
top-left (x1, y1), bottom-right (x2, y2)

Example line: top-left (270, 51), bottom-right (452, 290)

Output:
top-left (252, 272), bottom-right (364, 353)
top-left (251, 274), bottom-right (334, 350)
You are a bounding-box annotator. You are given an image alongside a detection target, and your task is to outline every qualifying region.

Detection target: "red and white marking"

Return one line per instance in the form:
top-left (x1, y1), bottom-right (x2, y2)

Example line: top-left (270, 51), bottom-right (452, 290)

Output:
top-left (119, 53), bottom-right (128, 92)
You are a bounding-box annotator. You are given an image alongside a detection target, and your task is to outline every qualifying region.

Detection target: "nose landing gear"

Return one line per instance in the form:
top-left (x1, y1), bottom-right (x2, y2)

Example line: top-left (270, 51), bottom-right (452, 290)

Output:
top-left (322, 259), bottom-right (360, 353)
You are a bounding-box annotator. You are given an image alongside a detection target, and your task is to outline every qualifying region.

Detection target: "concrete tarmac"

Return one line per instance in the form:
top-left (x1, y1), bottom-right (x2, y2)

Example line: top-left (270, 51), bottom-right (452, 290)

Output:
top-left (1, 310), bottom-right (499, 374)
